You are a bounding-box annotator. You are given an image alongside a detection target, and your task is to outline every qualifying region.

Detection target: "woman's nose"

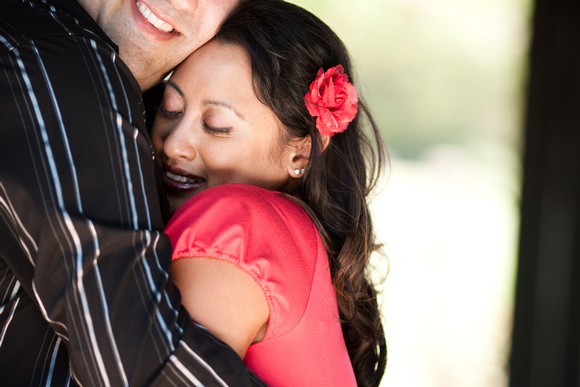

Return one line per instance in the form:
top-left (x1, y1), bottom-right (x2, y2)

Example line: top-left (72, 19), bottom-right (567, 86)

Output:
top-left (162, 124), bottom-right (197, 161)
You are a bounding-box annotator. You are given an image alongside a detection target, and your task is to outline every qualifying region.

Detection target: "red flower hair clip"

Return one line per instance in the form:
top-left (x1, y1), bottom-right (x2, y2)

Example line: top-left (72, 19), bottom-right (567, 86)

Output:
top-left (304, 64), bottom-right (359, 137)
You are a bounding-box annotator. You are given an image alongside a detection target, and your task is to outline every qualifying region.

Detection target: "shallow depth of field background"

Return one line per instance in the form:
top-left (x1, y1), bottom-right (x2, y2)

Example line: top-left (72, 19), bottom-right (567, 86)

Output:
top-left (288, 0), bottom-right (530, 385)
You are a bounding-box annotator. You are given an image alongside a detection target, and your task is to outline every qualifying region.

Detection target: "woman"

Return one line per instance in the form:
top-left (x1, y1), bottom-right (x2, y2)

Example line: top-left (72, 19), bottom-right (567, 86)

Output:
top-left (151, 0), bottom-right (387, 385)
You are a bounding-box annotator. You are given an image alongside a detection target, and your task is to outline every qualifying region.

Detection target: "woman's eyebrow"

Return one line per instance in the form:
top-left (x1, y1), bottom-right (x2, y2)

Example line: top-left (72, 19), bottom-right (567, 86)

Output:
top-left (165, 80), bottom-right (184, 97)
top-left (203, 100), bottom-right (246, 121)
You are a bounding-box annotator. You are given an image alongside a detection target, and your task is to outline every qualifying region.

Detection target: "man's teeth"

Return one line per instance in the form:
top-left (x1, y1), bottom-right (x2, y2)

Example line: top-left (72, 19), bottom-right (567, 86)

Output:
top-left (136, 1), bottom-right (174, 33)
top-left (166, 171), bottom-right (199, 184)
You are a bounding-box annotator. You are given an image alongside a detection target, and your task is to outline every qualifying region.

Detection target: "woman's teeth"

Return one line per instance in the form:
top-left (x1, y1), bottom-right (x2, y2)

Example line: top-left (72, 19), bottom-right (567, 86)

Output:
top-left (136, 1), bottom-right (174, 33)
top-left (166, 171), bottom-right (198, 184)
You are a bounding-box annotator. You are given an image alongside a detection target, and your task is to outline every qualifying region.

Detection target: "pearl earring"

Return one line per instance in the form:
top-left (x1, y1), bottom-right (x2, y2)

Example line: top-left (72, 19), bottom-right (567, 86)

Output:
top-left (294, 168), bottom-right (305, 175)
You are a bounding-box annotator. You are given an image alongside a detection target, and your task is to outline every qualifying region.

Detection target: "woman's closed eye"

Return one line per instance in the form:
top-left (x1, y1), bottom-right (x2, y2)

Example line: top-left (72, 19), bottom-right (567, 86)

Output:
top-left (202, 120), bottom-right (232, 135)
top-left (156, 105), bottom-right (183, 119)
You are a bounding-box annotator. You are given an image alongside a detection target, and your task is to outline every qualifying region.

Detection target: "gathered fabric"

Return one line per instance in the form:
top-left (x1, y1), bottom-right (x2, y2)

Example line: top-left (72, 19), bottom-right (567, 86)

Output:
top-left (167, 184), bottom-right (357, 386)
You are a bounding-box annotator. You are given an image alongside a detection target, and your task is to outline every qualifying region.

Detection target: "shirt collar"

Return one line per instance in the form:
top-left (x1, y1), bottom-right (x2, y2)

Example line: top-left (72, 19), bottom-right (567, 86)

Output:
top-left (52, 0), bottom-right (119, 52)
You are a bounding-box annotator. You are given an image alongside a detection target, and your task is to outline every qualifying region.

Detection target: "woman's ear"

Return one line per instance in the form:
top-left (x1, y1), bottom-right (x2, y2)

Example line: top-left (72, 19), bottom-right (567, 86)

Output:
top-left (286, 136), bottom-right (312, 179)
top-left (319, 134), bottom-right (330, 153)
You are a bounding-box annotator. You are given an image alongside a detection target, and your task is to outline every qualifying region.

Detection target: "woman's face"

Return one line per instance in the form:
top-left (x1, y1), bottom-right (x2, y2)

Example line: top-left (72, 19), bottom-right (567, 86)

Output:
top-left (151, 40), bottom-right (295, 214)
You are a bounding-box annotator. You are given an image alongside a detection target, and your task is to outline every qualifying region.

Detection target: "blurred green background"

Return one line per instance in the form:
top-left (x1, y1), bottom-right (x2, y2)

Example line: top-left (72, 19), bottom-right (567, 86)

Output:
top-left (289, 0), bottom-right (530, 385)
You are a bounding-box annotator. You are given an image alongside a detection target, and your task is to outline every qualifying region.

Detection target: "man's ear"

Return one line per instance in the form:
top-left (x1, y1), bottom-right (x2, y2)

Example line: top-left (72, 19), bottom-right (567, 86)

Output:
top-left (286, 136), bottom-right (312, 179)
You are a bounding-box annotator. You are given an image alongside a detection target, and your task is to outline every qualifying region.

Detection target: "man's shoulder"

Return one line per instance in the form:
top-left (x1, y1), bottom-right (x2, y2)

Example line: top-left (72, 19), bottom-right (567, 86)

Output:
top-left (0, 0), bottom-right (114, 58)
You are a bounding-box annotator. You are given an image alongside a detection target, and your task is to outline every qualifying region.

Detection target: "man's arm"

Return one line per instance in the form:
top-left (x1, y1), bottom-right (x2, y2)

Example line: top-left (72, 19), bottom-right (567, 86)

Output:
top-left (0, 6), bottom-right (264, 386)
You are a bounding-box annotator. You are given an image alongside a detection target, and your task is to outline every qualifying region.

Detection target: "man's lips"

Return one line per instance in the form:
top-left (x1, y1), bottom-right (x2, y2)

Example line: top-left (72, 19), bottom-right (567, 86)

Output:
top-left (134, 0), bottom-right (176, 35)
top-left (161, 166), bottom-right (204, 193)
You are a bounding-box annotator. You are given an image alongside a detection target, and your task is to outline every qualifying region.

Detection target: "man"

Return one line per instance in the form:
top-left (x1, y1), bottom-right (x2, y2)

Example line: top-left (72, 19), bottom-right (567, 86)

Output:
top-left (0, 0), bottom-right (266, 385)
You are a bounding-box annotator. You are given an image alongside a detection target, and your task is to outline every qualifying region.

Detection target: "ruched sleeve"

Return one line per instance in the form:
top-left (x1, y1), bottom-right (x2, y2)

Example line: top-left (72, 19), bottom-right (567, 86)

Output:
top-left (165, 184), bottom-right (320, 339)
top-left (166, 184), bottom-right (356, 386)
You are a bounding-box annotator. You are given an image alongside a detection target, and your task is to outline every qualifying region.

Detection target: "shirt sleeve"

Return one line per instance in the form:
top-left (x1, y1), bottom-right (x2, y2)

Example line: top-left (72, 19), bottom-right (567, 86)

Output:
top-left (0, 7), bottom-right (264, 386)
top-left (166, 184), bottom-right (320, 340)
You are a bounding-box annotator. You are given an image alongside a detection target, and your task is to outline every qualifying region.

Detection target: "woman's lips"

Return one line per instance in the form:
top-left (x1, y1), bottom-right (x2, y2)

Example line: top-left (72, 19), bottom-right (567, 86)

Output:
top-left (161, 166), bottom-right (204, 193)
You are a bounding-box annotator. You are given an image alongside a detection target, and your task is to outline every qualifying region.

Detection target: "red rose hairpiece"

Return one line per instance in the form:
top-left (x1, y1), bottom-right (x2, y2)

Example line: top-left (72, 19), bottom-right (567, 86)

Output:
top-left (304, 64), bottom-right (359, 137)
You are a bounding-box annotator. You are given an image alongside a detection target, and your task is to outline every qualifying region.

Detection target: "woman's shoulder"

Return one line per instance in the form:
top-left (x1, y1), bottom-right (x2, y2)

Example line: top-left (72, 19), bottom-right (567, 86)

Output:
top-left (166, 184), bottom-right (320, 261)
top-left (166, 184), bottom-right (325, 339)
top-left (193, 183), bottom-right (289, 205)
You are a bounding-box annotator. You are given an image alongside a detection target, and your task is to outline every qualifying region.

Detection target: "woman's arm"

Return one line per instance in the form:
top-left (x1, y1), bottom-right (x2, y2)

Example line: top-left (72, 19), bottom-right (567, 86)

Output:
top-left (171, 257), bottom-right (269, 359)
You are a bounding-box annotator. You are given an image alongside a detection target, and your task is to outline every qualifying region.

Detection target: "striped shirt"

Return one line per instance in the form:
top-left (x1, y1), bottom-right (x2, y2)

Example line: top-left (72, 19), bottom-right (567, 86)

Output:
top-left (0, 0), bottom-right (266, 385)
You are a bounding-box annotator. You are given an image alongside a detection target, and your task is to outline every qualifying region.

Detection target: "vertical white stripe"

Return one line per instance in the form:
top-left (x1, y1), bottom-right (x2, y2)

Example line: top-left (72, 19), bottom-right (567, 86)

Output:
top-left (48, 7), bottom-right (71, 34)
top-left (102, 45), bottom-right (188, 380)
top-left (109, 53), bottom-right (155, 231)
top-left (180, 341), bottom-right (229, 387)
top-left (15, 47), bottom-right (65, 209)
top-left (132, 128), bottom-right (152, 228)
top-left (139, 231), bottom-right (175, 350)
top-left (0, 34), bottom-right (14, 52)
top-left (0, 297), bottom-right (20, 348)
top-left (116, 113), bottom-right (139, 228)
top-left (0, 281), bottom-right (21, 316)
top-left (16, 40), bottom-right (78, 333)
top-left (169, 355), bottom-right (203, 387)
top-left (16, 45), bottom-right (110, 385)
top-left (31, 42), bottom-right (83, 211)
top-left (70, 217), bottom-right (110, 387)
top-left (9, 281), bottom-right (20, 303)
top-left (87, 221), bottom-right (128, 386)
top-left (91, 40), bottom-right (117, 110)
top-left (45, 336), bottom-right (62, 387)
top-left (110, 52), bottom-right (131, 123)
top-left (91, 40), bottom-right (139, 229)
top-left (151, 236), bottom-right (181, 334)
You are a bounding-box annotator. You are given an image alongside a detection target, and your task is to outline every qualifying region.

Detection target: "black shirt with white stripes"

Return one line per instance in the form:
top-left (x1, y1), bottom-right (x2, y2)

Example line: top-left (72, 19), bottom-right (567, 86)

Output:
top-left (0, 0), bottom-right (265, 385)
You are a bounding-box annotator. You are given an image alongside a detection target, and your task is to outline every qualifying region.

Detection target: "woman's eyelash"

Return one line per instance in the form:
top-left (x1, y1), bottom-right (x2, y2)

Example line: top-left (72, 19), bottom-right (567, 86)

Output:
top-left (156, 105), bottom-right (182, 119)
top-left (155, 105), bottom-right (230, 134)
top-left (202, 121), bottom-right (231, 135)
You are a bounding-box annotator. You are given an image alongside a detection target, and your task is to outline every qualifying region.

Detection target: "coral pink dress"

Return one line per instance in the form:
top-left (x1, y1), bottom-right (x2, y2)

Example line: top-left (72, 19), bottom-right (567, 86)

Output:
top-left (165, 184), bottom-right (356, 386)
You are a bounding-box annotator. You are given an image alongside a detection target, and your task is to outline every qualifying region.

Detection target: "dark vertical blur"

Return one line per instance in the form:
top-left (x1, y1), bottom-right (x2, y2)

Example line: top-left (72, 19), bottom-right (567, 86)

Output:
top-left (509, 0), bottom-right (580, 385)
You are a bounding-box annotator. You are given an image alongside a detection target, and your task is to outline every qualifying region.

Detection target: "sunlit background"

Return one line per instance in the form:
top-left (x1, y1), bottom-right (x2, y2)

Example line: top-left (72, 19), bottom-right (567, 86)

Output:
top-left (289, 0), bottom-right (530, 385)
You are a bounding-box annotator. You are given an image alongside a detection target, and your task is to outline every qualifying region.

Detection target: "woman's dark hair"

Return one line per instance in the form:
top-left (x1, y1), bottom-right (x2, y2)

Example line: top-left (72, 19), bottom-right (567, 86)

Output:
top-left (217, 1), bottom-right (388, 385)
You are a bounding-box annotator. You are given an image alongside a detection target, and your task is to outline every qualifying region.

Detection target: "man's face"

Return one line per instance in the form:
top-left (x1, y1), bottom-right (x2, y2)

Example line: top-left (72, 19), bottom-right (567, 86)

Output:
top-left (79, 0), bottom-right (239, 90)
